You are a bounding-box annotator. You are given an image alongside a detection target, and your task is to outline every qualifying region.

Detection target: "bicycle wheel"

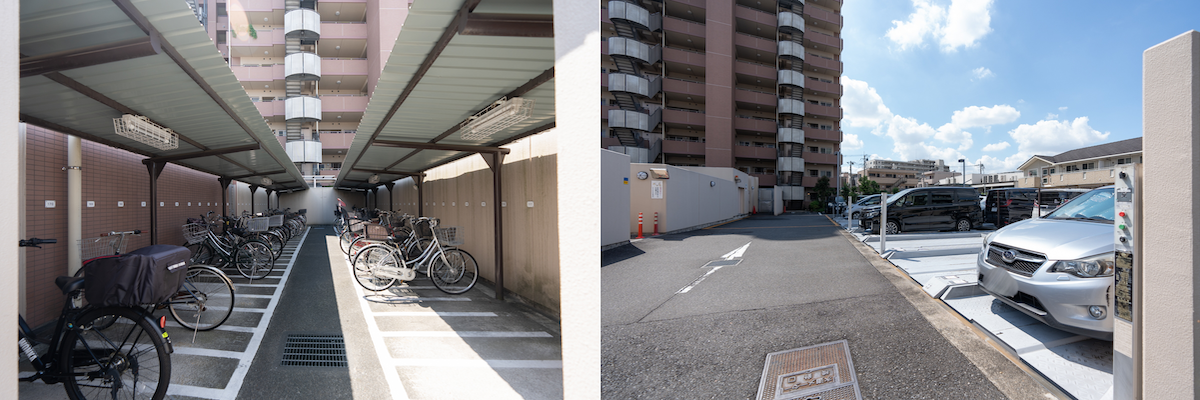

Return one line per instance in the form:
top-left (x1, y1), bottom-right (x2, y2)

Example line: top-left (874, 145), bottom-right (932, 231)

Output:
top-left (235, 240), bottom-right (275, 280)
top-left (353, 244), bottom-right (398, 291)
top-left (185, 242), bottom-right (214, 265)
top-left (169, 266), bottom-right (235, 331)
top-left (405, 238), bottom-right (433, 266)
top-left (339, 231), bottom-right (357, 256)
top-left (254, 232), bottom-right (284, 260)
top-left (430, 248), bottom-right (479, 295)
top-left (60, 306), bottom-right (170, 400)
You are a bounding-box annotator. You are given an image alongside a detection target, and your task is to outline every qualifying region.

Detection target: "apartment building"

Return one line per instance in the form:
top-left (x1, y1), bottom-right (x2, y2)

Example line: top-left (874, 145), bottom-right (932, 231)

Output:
top-left (859, 158), bottom-right (947, 190)
top-left (601, 0), bottom-right (845, 208)
top-left (1015, 137), bottom-right (1143, 189)
top-left (192, 0), bottom-right (410, 185)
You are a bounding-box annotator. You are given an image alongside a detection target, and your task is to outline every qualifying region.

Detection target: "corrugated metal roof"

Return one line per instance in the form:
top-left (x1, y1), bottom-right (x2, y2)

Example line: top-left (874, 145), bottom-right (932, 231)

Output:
top-left (19, 0), bottom-right (307, 191)
top-left (334, 0), bottom-right (555, 189)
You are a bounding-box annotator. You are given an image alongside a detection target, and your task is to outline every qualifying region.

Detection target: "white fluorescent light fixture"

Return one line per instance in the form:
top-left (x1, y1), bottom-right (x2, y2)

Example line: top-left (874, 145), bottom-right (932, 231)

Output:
top-left (261, 177), bottom-right (273, 186)
top-left (368, 174), bottom-right (380, 184)
top-left (113, 114), bottom-right (179, 150)
top-left (460, 97), bottom-right (534, 141)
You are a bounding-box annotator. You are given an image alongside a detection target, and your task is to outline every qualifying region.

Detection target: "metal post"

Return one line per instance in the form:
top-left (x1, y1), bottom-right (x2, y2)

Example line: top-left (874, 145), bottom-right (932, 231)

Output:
top-left (384, 182), bottom-right (396, 211)
top-left (265, 189), bottom-right (273, 210)
top-left (415, 176), bottom-right (425, 217)
top-left (483, 152), bottom-right (506, 301)
top-left (880, 193), bottom-right (887, 253)
top-left (249, 185), bottom-right (258, 215)
top-left (67, 136), bottom-right (82, 276)
top-left (218, 177), bottom-right (232, 217)
top-left (144, 161), bottom-right (166, 245)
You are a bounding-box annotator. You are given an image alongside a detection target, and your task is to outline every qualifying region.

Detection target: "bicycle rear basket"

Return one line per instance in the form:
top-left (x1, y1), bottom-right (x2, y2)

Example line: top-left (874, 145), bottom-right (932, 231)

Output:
top-left (364, 223), bottom-right (391, 240)
top-left (247, 217), bottom-right (270, 232)
top-left (268, 215), bottom-right (284, 227)
top-left (435, 227), bottom-right (463, 246)
top-left (181, 223), bottom-right (210, 245)
top-left (79, 235), bottom-right (124, 263)
top-left (349, 219), bottom-right (367, 233)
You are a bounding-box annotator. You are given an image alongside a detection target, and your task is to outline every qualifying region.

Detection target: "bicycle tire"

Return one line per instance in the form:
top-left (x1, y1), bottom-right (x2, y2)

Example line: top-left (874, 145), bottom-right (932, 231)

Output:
top-left (430, 248), bottom-right (479, 295)
top-left (339, 230), bottom-right (356, 256)
top-left (185, 242), bottom-right (214, 265)
top-left (60, 306), bottom-right (171, 400)
top-left (254, 232), bottom-right (284, 260)
top-left (168, 265), bottom-right (235, 331)
top-left (405, 238), bottom-right (433, 268)
top-left (235, 240), bottom-right (274, 280)
top-left (352, 244), bottom-right (398, 291)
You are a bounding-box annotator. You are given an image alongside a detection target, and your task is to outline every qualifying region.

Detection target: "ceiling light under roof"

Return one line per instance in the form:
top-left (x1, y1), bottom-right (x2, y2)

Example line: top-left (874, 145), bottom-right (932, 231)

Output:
top-left (368, 174), bottom-right (380, 184)
top-left (261, 177), bottom-right (273, 186)
top-left (461, 97), bottom-right (534, 141)
top-left (113, 114), bottom-right (178, 150)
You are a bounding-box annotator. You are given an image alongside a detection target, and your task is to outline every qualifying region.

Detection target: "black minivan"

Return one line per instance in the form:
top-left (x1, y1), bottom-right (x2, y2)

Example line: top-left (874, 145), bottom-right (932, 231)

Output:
top-left (983, 188), bottom-right (1089, 227)
top-left (859, 187), bottom-right (982, 234)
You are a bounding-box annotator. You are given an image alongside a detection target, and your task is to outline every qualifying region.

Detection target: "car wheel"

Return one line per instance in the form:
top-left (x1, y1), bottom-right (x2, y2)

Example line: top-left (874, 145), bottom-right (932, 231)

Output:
top-left (956, 218), bottom-right (971, 232)
top-left (885, 221), bottom-right (900, 235)
top-left (851, 212), bottom-right (860, 219)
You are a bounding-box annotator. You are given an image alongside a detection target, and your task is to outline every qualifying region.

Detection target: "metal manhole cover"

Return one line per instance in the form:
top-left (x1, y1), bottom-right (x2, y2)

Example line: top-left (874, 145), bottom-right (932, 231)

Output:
top-left (704, 259), bottom-right (742, 268)
top-left (281, 334), bottom-right (348, 367)
top-left (756, 340), bottom-right (862, 400)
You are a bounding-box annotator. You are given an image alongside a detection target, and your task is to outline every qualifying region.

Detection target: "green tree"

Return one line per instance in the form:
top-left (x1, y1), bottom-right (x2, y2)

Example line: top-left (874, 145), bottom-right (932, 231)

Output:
top-left (856, 176), bottom-right (881, 195)
top-left (814, 176), bottom-right (835, 206)
top-left (840, 186), bottom-right (857, 202)
top-left (889, 187), bottom-right (901, 194)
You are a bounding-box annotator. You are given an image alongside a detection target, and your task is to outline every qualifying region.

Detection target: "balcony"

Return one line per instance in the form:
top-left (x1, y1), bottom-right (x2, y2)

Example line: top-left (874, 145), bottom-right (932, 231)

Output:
top-left (802, 176), bottom-right (821, 187)
top-left (736, 61), bottom-right (775, 81)
top-left (778, 99), bottom-right (805, 116)
top-left (285, 52), bottom-right (321, 81)
top-left (805, 152), bottom-right (838, 165)
top-left (320, 22), bottom-right (368, 39)
top-left (806, 79), bottom-right (841, 97)
top-left (778, 70), bottom-right (805, 88)
top-left (663, 16), bottom-right (705, 37)
top-left (608, 37), bottom-right (661, 65)
top-left (662, 47), bottom-right (706, 68)
top-left (734, 116), bottom-right (775, 133)
top-left (778, 41), bottom-right (805, 61)
top-left (256, 100), bottom-right (285, 118)
top-left (662, 140), bottom-right (705, 156)
top-left (734, 144), bottom-right (776, 160)
top-left (1017, 168), bottom-right (1120, 189)
top-left (733, 4), bottom-right (775, 26)
top-left (804, 55), bottom-right (843, 73)
top-left (778, 127), bottom-right (804, 143)
top-left (232, 64), bottom-right (284, 82)
top-left (609, 73), bottom-right (661, 98)
top-left (227, 27), bottom-right (285, 47)
top-left (778, 11), bottom-right (805, 33)
top-left (662, 78), bottom-right (705, 98)
top-left (320, 95), bottom-right (367, 113)
top-left (805, 103), bottom-right (842, 119)
top-left (608, 109), bottom-right (661, 131)
top-left (806, 31), bottom-right (843, 51)
top-left (735, 33), bottom-right (775, 53)
top-left (321, 58), bottom-right (368, 75)
top-left (750, 173), bottom-right (776, 186)
top-left (663, 108), bottom-right (706, 127)
top-left (735, 89), bottom-right (775, 108)
top-left (320, 131), bottom-right (355, 149)
top-left (285, 9), bottom-right (321, 40)
top-left (805, 129), bottom-right (842, 142)
top-left (778, 157), bottom-right (805, 172)
top-left (608, 1), bottom-right (661, 31)
top-left (804, 6), bottom-right (843, 28)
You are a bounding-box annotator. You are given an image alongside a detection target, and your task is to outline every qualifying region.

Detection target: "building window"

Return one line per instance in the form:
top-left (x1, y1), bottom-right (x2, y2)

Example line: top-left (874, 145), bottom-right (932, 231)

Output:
top-left (809, 170), bottom-right (819, 177)
top-left (738, 141), bottom-right (752, 146)
top-left (808, 146), bottom-right (818, 152)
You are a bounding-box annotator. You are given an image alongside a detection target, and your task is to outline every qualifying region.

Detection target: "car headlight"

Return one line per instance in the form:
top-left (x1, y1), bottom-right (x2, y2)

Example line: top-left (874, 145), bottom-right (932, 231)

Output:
top-left (1049, 253), bottom-right (1114, 278)
top-left (863, 211), bottom-right (879, 219)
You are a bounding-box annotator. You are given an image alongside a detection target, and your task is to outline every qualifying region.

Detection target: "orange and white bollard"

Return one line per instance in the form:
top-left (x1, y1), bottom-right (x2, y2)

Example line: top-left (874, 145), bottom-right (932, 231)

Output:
top-left (637, 212), bottom-right (644, 239)
top-left (653, 212), bottom-right (660, 236)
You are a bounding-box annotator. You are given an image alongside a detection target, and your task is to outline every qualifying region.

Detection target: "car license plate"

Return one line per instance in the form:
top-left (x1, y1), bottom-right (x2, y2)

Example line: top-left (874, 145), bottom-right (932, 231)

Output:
top-left (990, 207), bottom-right (996, 212)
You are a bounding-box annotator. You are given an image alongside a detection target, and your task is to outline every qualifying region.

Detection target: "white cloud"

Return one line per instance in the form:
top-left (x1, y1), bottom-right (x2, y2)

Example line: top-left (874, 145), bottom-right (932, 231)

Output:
top-left (1046, 113), bottom-right (1058, 120)
top-left (1058, 106), bottom-right (1068, 112)
top-left (935, 124), bottom-right (973, 151)
top-left (950, 105), bottom-right (1020, 128)
top-left (971, 67), bottom-right (994, 81)
top-left (842, 76), bottom-right (894, 128)
top-left (940, 0), bottom-right (994, 51)
top-left (842, 133), bottom-right (864, 151)
top-left (1009, 117), bottom-right (1110, 156)
top-left (982, 142), bottom-right (1010, 152)
top-left (886, 0), bottom-right (994, 52)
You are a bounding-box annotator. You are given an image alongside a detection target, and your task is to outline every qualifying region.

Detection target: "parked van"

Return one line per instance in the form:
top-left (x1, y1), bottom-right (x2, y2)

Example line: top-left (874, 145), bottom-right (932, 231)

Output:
top-left (977, 186), bottom-right (1115, 340)
top-left (984, 188), bottom-right (1091, 227)
top-left (1038, 189), bottom-right (1089, 216)
top-left (858, 187), bottom-right (982, 234)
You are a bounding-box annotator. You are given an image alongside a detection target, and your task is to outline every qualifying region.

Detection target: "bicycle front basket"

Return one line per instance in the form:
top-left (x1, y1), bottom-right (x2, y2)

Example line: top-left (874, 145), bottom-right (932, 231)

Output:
top-left (365, 223), bottom-right (391, 240)
top-left (268, 215), bottom-right (284, 227)
top-left (435, 227), bottom-right (463, 246)
top-left (247, 217), bottom-right (270, 232)
top-left (182, 223), bottom-right (210, 245)
top-left (79, 236), bottom-right (123, 264)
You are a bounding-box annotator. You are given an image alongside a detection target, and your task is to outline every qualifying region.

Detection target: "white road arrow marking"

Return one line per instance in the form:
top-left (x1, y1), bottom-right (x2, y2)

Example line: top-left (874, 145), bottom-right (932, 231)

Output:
top-left (721, 242), bottom-right (751, 260)
top-left (677, 266), bottom-right (723, 294)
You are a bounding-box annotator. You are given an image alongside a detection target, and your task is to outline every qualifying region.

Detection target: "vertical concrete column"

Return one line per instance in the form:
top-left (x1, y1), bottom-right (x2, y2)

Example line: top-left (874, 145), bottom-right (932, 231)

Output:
top-left (67, 135), bottom-right (82, 276)
top-left (3, 10), bottom-right (21, 387)
top-left (17, 124), bottom-right (26, 317)
top-left (555, 0), bottom-right (600, 396)
top-left (1142, 30), bottom-right (1200, 399)
top-left (704, 0), bottom-right (735, 167)
top-left (483, 152), bottom-right (506, 301)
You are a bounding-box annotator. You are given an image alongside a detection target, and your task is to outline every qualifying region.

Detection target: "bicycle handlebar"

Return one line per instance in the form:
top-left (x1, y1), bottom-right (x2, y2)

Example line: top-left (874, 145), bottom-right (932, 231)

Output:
top-left (19, 238), bottom-right (57, 248)
top-left (101, 230), bottom-right (141, 236)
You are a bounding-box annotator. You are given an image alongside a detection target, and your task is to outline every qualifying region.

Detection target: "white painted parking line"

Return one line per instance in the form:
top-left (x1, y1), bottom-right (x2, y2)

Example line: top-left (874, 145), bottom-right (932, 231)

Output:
top-left (233, 283), bottom-right (279, 288)
top-left (389, 359), bottom-right (563, 368)
top-left (363, 296), bottom-right (473, 302)
top-left (231, 293), bottom-right (275, 299)
top-left (372, 312), bottom-right (496, 317)
top-left (344, 243), bottom-right (411, 400)
top-left (172, 346), bottom-right (245, 359)
top-left (230, 307), bottom-right (268, 313)
top-left (165, 321), bottom-right (257, 333)
top-left (380, 331), bottom-right (553, 338)
top-left (167, 383), bottom-right (226, 399)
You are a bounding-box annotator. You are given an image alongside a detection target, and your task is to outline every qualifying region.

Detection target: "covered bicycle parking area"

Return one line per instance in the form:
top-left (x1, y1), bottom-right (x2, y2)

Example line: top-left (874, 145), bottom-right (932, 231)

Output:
top-left (5, 0), bottom-right (599, 398)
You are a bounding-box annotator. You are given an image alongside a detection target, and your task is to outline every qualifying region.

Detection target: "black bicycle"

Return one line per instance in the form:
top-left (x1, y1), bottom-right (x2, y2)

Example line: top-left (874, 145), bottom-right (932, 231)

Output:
top-left (18, 237), bottom-right (173, 400)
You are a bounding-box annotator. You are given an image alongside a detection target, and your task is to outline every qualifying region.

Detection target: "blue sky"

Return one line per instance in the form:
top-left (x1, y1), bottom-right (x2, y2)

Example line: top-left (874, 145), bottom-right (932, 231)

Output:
top-left (840, 0), bottom-right (1200, 173)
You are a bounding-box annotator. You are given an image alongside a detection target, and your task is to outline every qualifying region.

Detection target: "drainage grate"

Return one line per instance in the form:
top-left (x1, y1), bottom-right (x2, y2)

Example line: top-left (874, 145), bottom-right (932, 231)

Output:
top-left (281, 334), bottom-right (348, 367)
top-left (756, 340), bottom-right (862, 400)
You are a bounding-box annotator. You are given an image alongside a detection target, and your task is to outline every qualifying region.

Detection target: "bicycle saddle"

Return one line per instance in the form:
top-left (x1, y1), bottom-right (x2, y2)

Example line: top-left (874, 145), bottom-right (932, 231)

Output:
top-left (55, 276), bottom-right (85, 295)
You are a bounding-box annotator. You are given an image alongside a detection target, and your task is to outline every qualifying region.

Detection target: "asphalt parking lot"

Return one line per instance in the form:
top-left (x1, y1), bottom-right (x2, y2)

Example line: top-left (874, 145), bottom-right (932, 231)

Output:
top-left (838, 215), bottom-right (1115, 400)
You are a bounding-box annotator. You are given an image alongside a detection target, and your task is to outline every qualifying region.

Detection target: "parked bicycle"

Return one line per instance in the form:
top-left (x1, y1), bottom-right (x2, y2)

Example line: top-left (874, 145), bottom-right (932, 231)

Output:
top-left (351, 217), bottom-right (479, 294)
top-left (183, 220), bottom-right (275, 280)
top-left (18, 237), bottom-right (173, 400)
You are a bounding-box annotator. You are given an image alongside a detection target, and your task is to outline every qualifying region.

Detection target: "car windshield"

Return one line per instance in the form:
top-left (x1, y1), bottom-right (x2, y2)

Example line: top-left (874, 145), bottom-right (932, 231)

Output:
top-left (1044, 187), bottom-right (1114, 222)
top-left (856, 195), bottom-right (879, 205)
top-left (884, 189), bottom-right (917, 205)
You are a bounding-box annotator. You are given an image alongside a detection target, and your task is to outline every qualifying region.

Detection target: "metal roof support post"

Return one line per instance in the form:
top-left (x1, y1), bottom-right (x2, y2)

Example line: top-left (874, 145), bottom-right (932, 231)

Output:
top-left (249, 185), bottom-right (259, 215)
top-left (384, 182), bottom-right (396, 211)
top-left (415, 176), bottom-right (425, 217)
top-left (265, 189), bottom-right (273, 210)
top-left (483, 152), bottom-right (506, 301)
top-left (143, 160), bottom-right (166, 245)
top-left (218, 178), bottom-right (232, 217)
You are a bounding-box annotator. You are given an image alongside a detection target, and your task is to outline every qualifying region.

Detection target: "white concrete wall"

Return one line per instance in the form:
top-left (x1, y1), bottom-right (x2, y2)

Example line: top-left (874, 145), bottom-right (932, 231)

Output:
top-left (3, 1), bottom-right (19, 393)
top-left (628, 164), bottom-right (751, 234)
top-left (1142, 30), bottom-right (1199, 399)
top-left (601, 149), bottom-right (631, 247)
top-left (278, 187), bottom-right (341, 225)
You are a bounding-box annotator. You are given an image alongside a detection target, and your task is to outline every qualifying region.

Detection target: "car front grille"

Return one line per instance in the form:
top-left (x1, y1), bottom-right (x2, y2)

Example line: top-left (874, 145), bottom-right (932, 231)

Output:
top-left (987, 242), bottom-right (1046, 277)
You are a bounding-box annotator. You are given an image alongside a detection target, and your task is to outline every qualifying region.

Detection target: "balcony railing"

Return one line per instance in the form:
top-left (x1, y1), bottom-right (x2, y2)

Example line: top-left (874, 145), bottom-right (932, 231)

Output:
top-left (806, 30), bottom-right (843, 50)
top-left (805, 103), bottom-right (842, 119)
top-left (804, 5), bottom-right (843, 27)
